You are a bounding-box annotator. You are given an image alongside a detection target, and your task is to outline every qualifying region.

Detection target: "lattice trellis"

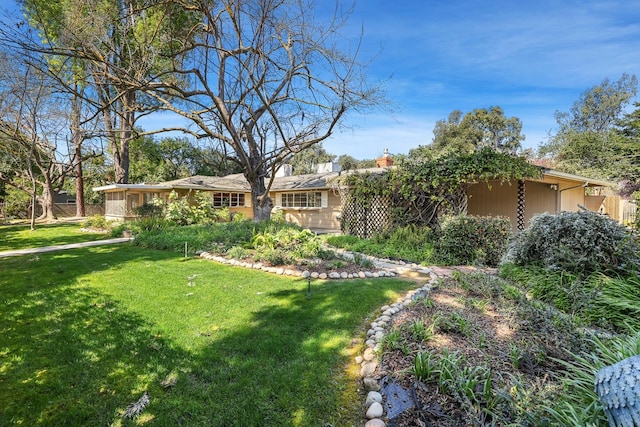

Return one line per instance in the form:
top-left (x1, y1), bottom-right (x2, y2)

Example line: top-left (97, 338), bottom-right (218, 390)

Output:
top-left (340, 194), bottom-right (391, 238)
top-left (517, 180), bottom-right (526, 231)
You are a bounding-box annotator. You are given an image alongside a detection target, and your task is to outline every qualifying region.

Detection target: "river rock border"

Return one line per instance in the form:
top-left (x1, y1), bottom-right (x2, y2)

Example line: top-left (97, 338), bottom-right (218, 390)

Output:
top-left (198, 251), bottom-right (399, 279)
top-left (357, 273), bottom-right (439, 427)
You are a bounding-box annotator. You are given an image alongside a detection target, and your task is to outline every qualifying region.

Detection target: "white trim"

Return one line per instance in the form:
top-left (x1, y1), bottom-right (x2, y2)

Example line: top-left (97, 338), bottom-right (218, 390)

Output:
top-left (321, 191), bottom-right (328, 208)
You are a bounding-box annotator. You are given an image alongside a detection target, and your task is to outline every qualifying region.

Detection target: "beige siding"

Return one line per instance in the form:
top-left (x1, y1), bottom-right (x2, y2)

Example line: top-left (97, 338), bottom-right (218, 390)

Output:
top-left (278, 191), bottom-right (341, 231)
top-left (467, 181), bottom-right (519, 229)
top-left (468, 180), bottom-right (558, 230)
top-left (558, 185), bottom-right (585, 212)
top-left (523, 181), bottom-right (557, 225)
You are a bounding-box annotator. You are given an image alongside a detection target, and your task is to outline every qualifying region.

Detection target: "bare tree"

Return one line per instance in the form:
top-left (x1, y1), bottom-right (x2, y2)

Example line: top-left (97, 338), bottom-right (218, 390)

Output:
top-left (0, 54), bottom-right (76, 222)
top-left (6, 0), bottom-right (380, 221)
top-left (140, 0), bottom-right (380, 220)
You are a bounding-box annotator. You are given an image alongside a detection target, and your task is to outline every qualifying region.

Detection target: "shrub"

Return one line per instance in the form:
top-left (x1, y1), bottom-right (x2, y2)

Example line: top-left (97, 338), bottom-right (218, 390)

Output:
top-left (433, 215), bottom-right (512, 266)
top-left (505, 210), bottom-right (640, 276)
top-left (226, 245), bottom-right (250, 260)
top-left (135, 198), bottom-right (164, 218)
top-left (82, 214), bottom-right (112, 230)
top-left (252, 227), bottom-right (324, 263)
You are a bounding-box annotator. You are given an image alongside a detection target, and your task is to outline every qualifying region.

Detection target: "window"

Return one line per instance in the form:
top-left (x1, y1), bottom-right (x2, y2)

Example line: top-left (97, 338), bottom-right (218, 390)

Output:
top-left (280, 191), bottom-right (323, 208)
top-left (213, 192), bottom-right (246, 207)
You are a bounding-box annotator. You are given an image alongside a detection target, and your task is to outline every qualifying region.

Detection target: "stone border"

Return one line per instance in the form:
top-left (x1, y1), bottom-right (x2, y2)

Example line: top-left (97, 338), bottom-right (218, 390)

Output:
top-left (357, 273), bottom-right (439, 427)
top-left (198, 251), bottom-right (399, 279)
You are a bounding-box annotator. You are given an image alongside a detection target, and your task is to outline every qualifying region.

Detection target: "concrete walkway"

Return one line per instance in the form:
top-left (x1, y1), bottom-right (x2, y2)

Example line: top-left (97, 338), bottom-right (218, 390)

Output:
top-left (0, 237), bottom-right (133, 258)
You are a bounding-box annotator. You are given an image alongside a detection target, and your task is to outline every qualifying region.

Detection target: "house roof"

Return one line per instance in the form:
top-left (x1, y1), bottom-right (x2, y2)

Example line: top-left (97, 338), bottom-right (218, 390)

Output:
top-left (540, 169), bottom-right (614, 187)
top-left (93, 166), bottom-right (614, 193)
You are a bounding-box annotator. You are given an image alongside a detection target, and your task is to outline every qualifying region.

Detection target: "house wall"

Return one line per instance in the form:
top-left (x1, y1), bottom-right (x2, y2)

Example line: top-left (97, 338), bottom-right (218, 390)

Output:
top-left (468, 180), bottom-right (560, 230)
top-left (467, 181), bottom-right (519, 229)
top-left (557, 183), bottom-right (585, 212)
top-left (278, 191), bottom-right (341, 232)
top-left (595, 194), bottom-right (634, 225)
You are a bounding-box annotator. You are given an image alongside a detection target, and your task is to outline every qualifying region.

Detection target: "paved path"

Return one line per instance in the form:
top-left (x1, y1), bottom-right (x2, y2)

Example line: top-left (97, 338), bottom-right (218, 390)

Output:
top-left (0, 237), bottom-right (133, 258)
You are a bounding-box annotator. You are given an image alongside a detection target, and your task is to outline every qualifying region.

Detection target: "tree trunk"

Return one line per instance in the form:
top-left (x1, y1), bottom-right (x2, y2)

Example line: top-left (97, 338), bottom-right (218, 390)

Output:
top-left (39, 181), bottom-right (57, 221)
top-left (30, 176), bottom-right (37, 231)
top-left (249, 174), bottom-right (273, 222)
top-left (75, 155), bottom-right (85, 217)
top-left (113, 93), bottom-right (134, 184)
top-left (72, 91), bottom-right (86, 217)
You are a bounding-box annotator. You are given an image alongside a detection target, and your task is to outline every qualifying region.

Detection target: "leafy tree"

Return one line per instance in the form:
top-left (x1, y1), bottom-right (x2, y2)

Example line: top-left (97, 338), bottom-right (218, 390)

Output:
top-left (129, 136), bottom-right (199, 183)
top-left (612, 103), bottom-right (640, 196)
top-left (430, 107), bottom-right (525, 155)
top-left (336, 154), bottom-right (376, 171)
top-left (539, 74), bottom-right (638, 180)
top-left (288, 144), bottom-right (335, 175)
top-left (12, 0), bottom-right (197, 184)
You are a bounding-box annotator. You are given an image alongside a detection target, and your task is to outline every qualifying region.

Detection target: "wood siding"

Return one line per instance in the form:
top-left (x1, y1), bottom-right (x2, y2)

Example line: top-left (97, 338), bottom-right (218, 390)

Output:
top-left (279, 191), bottom-right (341, 231)
top-left (468, 180), bottom-right (558, 230)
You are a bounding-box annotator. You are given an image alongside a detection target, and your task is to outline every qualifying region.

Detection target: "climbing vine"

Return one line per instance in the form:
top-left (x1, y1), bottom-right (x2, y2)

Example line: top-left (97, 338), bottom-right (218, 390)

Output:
top-left (335, 148), bottom-right (540, 235)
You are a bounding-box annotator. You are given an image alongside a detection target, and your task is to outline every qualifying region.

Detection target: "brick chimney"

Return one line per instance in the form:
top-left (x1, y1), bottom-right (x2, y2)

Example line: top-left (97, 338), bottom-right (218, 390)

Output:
top-left (375, 148), bottom-right (394, 168)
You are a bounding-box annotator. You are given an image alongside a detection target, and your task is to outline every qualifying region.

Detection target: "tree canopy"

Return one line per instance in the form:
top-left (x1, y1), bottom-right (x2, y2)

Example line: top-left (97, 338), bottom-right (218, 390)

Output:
top-left (539, 74), bottom-right (638, 181)
top-left (428, 106), bottom-right (525, 156)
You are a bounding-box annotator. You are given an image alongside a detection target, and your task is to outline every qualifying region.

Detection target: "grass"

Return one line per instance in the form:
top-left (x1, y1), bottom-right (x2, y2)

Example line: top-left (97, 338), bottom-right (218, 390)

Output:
top-left (0, 223), bottom-right (109, 252)
top-left (0, 244), bottom-right (416, 426)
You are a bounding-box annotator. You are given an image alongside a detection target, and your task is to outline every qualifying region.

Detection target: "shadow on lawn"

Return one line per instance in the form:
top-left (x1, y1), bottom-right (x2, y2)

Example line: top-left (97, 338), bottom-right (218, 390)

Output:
top-left (0, 245), bottom-right (192, 425)
top-left (1, 245), bottom-right (410, 426)
top-left (182, 282), bottom-right (394, 426)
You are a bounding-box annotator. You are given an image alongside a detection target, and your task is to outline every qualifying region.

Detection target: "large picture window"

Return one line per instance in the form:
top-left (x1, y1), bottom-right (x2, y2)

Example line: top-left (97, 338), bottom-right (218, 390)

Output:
top-left (213, 192), bottom-right (245, 207)
top-left (280, 191), bottom-right (322, 208)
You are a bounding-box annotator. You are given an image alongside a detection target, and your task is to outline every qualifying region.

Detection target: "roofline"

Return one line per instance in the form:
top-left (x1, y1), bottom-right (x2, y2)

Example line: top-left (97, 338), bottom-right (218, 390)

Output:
top-left (541, 169), bottom-right (614, 187)
top-left (92, 184), bottom-right (172, 191)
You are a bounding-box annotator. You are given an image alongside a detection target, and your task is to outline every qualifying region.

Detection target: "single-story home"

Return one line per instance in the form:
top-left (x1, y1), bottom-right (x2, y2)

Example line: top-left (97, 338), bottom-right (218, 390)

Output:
top-left (94, 153), bottom-right (624, 233)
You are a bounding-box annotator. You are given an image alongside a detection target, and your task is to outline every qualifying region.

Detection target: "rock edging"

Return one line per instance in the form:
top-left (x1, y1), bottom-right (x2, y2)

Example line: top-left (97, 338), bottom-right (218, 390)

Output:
top-left (356, 271), bottom-right (439, 427)
top-left (198, 251), bottom-right (398, 279)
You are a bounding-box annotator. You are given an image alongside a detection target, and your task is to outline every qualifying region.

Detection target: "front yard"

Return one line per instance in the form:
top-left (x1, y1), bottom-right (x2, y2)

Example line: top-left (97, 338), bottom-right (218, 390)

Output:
top-left (2, 211), bottom-right (640, 426)
top-left (0, 243), bottom-right (415, 426)
top-left (0, 222), bottom-right (109, 252)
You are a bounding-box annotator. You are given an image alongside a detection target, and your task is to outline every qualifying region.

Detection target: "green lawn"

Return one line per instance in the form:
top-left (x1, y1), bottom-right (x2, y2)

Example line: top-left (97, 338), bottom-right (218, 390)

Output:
top-left (0, 223), bottom-right (109, 252)
top-left (0, 244), bottom-right (416, 426)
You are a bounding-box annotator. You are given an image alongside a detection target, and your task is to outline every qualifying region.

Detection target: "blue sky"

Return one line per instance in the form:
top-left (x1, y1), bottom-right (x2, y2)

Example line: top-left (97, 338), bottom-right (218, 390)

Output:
top-left (5, 0), bottom-right (640, 161)
top-left (323, 0), bottom-right (640, 159)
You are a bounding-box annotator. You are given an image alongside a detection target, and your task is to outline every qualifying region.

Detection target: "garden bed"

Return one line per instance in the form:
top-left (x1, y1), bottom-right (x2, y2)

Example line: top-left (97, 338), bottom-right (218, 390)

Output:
top-left (369, 272), bottom-right (589, 426)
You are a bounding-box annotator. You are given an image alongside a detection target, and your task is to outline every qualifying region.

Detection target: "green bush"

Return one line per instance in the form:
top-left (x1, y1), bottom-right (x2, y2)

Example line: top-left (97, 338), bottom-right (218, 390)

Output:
top-left (505, 210), bottom-right (640, 276)
top-left (131, 220), bottom-right (313, 256)
top-left (226, 245), bottom-right (250, 260)
top-left (135, 199), bottom-right (164, 218)
top-left (2, 187), bottom-right (30, 218)
top-left (433, 215), bottom-right (512, 266)
top-left (82, 214), bottom-right (113, 230)
top-left (252, 227), bottom-right (325, 263)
